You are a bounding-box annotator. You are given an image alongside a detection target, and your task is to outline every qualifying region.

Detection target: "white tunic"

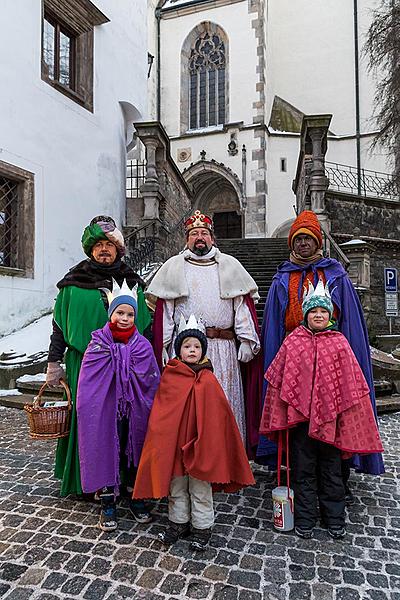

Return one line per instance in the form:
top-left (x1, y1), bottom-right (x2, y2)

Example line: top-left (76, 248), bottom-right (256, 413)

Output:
top-left (162, 260), bottom-right (260, 441)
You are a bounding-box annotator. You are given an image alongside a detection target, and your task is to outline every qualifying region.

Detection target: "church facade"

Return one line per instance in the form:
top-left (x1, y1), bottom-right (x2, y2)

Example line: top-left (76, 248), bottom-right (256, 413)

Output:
top-left (148, 0), bottom-right (390, 239)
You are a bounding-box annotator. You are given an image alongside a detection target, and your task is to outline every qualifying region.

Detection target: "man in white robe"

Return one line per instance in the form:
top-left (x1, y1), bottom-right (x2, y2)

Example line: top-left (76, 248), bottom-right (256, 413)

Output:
top-left (147, 210), bottom-right (261, 445)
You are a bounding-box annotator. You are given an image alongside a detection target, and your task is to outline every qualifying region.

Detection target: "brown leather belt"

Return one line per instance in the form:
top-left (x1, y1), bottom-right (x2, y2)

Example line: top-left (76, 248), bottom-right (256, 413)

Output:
top-left (205, 327), bottom-right (235, 340)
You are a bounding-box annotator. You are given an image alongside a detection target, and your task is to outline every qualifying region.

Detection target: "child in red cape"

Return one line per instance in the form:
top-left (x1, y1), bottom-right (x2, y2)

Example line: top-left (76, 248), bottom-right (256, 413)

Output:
top-left (259, 280), bottom-right (383, 540)
top-left (133, 314), bottom-right (255, 551)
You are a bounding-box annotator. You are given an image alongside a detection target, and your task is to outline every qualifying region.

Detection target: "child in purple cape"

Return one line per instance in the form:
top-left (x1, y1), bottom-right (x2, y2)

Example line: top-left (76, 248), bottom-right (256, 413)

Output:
top-left (77, 281), bottom-right (160, 531)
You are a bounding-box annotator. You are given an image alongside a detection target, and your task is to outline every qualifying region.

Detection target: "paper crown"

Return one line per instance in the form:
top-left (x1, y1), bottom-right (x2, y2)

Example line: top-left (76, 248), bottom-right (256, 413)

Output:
top-left (177, 313), bottom-right (205, 336)
top-left (174, 314), bottom-right (207, 359)
top-left (107, 279), bottom-right (138, 318)
top-left (184, 210), bottom-right (213, 234)
top-left (302, 279), bottom-right (334, 317)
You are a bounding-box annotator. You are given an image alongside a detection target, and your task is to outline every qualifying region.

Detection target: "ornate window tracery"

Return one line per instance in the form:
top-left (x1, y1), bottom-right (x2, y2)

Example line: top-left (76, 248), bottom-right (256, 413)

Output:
top-left (189, 32), bottom-right (226, 129)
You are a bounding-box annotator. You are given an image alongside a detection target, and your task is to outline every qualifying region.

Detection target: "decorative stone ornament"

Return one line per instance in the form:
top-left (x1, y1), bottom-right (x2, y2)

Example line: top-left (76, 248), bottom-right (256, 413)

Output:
top-left (228, 135), bottom-right (238, 156)
top-left (177, 148), bottom-right (192, 162)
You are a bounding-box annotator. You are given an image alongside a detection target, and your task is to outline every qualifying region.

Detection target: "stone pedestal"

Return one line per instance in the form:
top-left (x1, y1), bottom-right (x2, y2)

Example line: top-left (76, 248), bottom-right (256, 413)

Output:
top-left (340, 237), bottom-right (373, 325)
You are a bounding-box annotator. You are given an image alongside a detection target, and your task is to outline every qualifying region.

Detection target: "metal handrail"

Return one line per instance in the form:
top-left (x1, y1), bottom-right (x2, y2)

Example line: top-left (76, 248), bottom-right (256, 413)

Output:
top-left (124, 219), bottom-right (158, 242)
top-left (321, 226), bottom-right (350, 270)
top-left (325, 161), bottom-right (399, 201)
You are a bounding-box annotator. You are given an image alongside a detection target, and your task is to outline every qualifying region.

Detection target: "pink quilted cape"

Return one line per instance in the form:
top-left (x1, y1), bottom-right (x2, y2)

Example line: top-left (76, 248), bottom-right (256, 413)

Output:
top-left (259, 326), bottom-right (383, 455)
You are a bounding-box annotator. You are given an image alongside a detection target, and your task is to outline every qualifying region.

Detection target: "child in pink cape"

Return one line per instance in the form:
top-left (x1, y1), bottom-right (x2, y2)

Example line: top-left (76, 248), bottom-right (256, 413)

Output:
top-left (260, 280), bottom-right (383, 540)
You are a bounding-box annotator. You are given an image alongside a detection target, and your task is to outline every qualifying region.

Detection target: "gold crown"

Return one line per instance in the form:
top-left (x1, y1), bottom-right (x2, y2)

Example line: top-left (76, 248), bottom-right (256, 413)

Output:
top-left (184, 210), bottom-right (213, 234)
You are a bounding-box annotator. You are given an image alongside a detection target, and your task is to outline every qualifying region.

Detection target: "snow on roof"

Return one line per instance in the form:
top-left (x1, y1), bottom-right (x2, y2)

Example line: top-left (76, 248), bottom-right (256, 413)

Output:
top-left (0, 314), bottom-right (52, 363)
top-left (340, 239), bottom-right (367, 246)
top-left (163, 0), bottom-right (200, 8)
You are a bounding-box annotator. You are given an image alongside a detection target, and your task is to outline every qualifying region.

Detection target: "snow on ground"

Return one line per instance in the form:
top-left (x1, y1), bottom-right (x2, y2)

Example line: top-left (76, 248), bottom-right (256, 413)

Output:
top-left (16, 373), bottom-right (46, 383)
top-left (0, 314), bottom-right (52, 362)
top-left (0, 389), bottom-right (22, 396)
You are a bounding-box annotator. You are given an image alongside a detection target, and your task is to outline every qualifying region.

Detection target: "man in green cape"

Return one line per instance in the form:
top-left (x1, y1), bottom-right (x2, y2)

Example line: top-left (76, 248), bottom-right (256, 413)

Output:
top-left (46, 215), bottom-right (151, 496)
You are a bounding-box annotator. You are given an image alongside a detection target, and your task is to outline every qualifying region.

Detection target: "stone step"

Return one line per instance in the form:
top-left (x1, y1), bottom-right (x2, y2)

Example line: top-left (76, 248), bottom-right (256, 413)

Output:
top-left (0, 390), bottom-right (63, 410)
top-left (16, 380), bottom-right (64, 396)
top-left (376, 395), bottom-right (400, 414)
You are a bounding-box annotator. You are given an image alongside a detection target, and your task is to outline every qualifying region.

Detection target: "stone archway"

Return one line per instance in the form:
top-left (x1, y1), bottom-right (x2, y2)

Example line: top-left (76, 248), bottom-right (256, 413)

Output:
top-left (182, 160), bottom-right (244, 239)
top-left (271, 218), bottom-right (295, 239)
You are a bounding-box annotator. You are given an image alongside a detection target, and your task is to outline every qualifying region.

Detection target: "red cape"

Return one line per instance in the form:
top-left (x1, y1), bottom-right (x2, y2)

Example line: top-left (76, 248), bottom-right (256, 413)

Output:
top-left (133, 359), bottom-right (255, 499)
top-left (259, 326), bottom-right (383, 456)
top-left (152, 295), bottom-right (263, 459)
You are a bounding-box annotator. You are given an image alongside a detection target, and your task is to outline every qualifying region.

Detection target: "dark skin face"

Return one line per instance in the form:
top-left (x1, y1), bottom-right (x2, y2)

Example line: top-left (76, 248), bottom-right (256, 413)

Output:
top-left (292, 234), bottom-right (319, 258)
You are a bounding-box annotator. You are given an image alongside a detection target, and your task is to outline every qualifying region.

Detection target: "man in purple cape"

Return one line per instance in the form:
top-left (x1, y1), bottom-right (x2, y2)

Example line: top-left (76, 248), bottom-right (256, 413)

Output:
top-left (258, 211), bottom-right (384, 481)
top-left (77, 285), bottom-right (160, 531)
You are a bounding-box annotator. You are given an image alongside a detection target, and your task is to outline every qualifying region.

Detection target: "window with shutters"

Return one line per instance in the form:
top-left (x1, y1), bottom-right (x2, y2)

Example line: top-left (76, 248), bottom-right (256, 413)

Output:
top-left (41, 0), bottom-right (109, 112)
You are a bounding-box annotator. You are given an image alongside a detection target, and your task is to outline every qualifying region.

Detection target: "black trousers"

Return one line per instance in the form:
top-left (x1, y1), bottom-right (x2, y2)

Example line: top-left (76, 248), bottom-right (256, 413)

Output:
top-left (101, 418), bottom-right (136, 495)
top-left (290, 423), bottom-right (345, 529)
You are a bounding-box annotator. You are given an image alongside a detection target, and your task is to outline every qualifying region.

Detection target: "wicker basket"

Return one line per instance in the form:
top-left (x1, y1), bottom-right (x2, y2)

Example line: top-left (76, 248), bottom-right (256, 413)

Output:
top-left (24, 379), bottom-right (72, 440)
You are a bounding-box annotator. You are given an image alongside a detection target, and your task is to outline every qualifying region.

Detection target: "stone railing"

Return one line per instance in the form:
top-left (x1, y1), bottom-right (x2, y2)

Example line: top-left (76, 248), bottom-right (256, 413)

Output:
top-left (124, 121), bottom-right (193, 270)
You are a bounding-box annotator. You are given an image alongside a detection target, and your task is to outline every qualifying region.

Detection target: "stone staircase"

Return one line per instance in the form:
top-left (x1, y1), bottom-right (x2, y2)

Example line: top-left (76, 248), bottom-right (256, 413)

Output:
top-left (217, 238), bottom-right (289, 325)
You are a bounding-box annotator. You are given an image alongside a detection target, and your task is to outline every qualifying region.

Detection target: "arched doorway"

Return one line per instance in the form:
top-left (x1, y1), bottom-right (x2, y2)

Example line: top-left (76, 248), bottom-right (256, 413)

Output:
top-left (183, 160), bottom-right (245, 239)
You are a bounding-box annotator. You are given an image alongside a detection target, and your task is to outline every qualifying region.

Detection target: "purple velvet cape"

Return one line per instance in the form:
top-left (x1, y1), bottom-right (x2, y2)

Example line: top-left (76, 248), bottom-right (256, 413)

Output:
top-left (77, 324), bottom-right (160, 493)
top-left (257, 257), bottom-right (384, 475)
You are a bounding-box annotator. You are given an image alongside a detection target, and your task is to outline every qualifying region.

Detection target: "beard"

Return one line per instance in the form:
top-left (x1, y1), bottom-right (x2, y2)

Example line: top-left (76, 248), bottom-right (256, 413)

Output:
top-left (191, 242), bottom-right (212, 256)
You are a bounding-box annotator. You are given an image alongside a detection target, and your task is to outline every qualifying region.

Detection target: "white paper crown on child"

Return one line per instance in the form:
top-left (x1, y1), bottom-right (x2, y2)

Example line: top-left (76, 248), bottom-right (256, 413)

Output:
top-left (174, 314), bottom-right (207, 358)
top-left (302, 279), bottom-right (334, 317)
top-left (177, 314), bottom-right (206, 335)
top-left (107, 279), bottom-right (138, 317)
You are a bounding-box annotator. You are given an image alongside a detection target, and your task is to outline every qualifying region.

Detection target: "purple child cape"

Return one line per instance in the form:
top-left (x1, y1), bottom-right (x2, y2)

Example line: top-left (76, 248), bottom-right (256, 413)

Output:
top-left (77, 324), bottom-right (160, 493)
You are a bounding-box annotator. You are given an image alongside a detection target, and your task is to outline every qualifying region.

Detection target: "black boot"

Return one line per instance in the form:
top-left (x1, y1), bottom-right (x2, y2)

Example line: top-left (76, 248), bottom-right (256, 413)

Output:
top-left (98, 493), bottom-right (117, 532)
top-left (159, 521), bottom-right (191, 545)
top-left (190, 527), bottom-right (212, 551)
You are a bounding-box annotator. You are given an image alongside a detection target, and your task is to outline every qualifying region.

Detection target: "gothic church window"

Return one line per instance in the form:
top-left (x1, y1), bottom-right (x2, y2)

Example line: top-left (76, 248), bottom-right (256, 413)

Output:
top-left (189, 32), bottom-right (226, 129)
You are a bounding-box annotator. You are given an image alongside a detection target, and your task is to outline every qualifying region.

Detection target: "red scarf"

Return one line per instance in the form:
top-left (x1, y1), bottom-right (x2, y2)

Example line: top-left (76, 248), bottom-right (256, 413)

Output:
top-left (108, 322), bottom-right (136, 344)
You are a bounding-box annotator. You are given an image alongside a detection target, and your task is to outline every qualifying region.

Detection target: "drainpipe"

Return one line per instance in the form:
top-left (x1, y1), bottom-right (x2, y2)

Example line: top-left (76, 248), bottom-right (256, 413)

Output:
top-left (155, 8), bottom-right (162, 122)
top-left (353, 0), bottom-right (362, 195)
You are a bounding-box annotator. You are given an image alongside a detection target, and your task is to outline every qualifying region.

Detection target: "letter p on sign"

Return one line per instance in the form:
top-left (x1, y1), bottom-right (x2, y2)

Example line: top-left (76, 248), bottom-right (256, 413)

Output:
top-left (384, 268), bottom-right (398, 292)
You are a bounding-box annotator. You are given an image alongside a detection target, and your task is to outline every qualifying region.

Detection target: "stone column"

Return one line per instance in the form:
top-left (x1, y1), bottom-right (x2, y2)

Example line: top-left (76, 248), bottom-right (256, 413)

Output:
top-left (141, 138), bottom-right (161, 221)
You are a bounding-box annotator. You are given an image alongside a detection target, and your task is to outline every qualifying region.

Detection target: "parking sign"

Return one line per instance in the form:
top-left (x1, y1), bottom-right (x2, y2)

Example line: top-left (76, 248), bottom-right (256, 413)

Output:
top-left (384, 268), bottom-right (398, 292)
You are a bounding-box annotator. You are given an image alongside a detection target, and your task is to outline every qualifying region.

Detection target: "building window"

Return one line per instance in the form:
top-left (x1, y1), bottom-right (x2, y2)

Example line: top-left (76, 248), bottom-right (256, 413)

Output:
top-left (42, 14), bottom-right (75, 89)
top-left (189, 32), bottom-right (226, 129)
top-left (0, 162), bottom-right (35, 278)
top-left (41, 0), bottom-right (109, 112)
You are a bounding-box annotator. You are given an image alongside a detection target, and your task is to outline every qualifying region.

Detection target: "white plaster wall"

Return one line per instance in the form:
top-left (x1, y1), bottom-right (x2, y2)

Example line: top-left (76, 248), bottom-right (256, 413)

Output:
top-left (267, 136), bottom-right (300, 237)
top-left (267, 0), bottom-right (379, 136)
top-left (160, 1), bottom-right (257, 136)
top-left (148, 0), bottom-right (159, 120)
top-left (0, 0), bottom-right (147, 335)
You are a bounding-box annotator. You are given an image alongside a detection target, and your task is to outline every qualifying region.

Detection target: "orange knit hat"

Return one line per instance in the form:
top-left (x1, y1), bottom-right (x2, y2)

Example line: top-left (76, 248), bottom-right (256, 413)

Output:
top-left (288, 210), bottom-right (323, 249)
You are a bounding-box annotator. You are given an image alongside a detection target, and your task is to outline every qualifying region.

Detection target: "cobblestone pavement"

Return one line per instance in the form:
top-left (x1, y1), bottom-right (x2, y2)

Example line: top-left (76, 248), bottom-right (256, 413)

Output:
top-left (0, 407), bottom-right (399, 600)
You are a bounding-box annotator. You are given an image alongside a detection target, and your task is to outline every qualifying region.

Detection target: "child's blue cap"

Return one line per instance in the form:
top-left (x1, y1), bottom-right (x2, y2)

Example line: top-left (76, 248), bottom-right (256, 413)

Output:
top-left (108, 295), bottom-right (137, 319)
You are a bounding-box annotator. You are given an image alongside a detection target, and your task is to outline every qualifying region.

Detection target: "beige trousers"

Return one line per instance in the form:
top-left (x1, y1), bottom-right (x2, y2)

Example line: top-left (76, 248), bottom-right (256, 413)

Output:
top-left (169, 475), bottom-right (214, 529)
